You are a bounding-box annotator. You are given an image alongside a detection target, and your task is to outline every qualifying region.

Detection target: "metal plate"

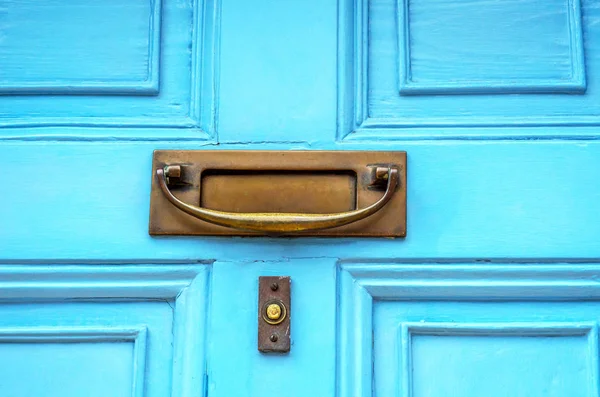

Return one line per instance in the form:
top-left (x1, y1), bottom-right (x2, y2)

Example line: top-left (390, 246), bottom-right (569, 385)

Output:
top-left (258, 276), bottom-right (291, 353)
top-left (149, 150), bottom-right (407, 237)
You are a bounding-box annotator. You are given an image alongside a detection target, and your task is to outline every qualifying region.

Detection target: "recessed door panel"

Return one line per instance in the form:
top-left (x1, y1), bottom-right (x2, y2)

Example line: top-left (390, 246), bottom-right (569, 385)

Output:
top-left (338, 0), bottom-right (600, 139)
top-left (0, 0), bottom-right (218, 139)
top-left (0, 264), bottom-right (211, 397)
top-left (339, 263), bottom-right (600, 397)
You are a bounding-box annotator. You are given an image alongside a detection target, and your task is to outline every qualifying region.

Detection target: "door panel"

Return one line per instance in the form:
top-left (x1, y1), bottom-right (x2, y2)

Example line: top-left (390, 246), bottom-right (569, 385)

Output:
top-left (387, 321), bottom-right (595, 397)
top-left (340, 263), bottom-right (600, 397)
top-left (0, 0), bottom-right (218, 139)
top-left (395, 0), bottom-right (585, 94)
top-left (0, 0), bottom-right (161, 94)
top-left (339, 0), bottom-right (600, 139)
top-left (0, 265), bottom-right (210, 396)
top-left (0, 320), bottom-right (149, 397)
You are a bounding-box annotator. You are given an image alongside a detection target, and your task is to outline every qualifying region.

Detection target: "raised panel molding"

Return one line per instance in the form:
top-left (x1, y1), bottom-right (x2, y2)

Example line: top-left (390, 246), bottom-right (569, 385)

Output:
top-left (0, 0), bottom-right (220, 141)
top-left (337, 0), bottom-right (598, 141)
top-left (337, 263), bottom-right (600, 397)
top-left (399, 322), bottom-right (598, 397)
top-left (0, 326), bottom-right (148, 397)
top-left (0, 0), bottom-right (162, 95)
top-left (0, 264), bottom-right (211, 397)
top-left (397, 0), bottom-right (586, 95)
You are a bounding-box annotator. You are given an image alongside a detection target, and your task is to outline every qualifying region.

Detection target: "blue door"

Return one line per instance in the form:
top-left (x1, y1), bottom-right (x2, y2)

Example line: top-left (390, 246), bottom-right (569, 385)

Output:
top-left (1, 0), bottom-right (600, 396)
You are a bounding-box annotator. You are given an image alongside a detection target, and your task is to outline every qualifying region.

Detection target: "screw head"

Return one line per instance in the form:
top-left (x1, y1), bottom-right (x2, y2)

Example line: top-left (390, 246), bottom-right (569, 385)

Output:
top-left (270, 282), bottom-right (279, 291)
top-left (270, 334), bottom-right (278, 342)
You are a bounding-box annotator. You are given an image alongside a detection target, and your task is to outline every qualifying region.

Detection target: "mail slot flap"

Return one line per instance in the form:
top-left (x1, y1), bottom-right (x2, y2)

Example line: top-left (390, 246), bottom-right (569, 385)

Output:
top-left (149, 150), bottom-right (407, 237)
top-left (201, 170), bottom-right (357, 213)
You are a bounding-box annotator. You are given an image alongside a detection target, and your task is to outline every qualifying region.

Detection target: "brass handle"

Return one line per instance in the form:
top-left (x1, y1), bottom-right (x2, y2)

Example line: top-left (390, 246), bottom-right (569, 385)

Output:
top-left (155, 166), bottom-right (398, 233)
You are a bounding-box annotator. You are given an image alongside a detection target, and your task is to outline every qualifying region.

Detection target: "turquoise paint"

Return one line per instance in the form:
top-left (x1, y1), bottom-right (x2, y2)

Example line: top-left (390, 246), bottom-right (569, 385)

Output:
top-left (0, 327), bottom-right (147, 397)
top-left (0, 0), bottom-right (599, 396)
top-left (0, 0), bottom-right (218, 138)
top-left (0, 0), bottom-right (162, 94)
top-left (342, 263), bottom-right (600, 397)
top-left (1, 141), bottom-right (599, 260)
top-left (0, 265), bottom-right (210, 396)
top-left (396, 0), bottom-right (586, 94)
top-left (209, 259), bottom-right (337, 397)
top-left (339, 0), bottom-right (600, 139)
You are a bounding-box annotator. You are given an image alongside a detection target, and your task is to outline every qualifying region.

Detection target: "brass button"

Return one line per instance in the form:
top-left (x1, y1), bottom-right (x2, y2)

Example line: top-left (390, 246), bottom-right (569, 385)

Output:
top-left (262, 299), bottom-right (287, 325)
top-left (266, 303), bottom-right (282, 320)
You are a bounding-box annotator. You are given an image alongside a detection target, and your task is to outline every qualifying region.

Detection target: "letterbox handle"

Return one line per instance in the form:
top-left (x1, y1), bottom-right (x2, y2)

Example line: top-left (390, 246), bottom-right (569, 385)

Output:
top-left (155, 166), bottom-right (398, 233)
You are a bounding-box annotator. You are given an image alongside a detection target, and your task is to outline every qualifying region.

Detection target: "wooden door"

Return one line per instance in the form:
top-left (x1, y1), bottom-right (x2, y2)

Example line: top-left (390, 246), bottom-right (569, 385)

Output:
top-left (1, 0), bottom-right (599, 396)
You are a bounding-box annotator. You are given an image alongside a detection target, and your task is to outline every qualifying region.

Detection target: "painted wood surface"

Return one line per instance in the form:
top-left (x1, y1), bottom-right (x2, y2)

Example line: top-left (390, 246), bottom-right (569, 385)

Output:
top-left (0, 0), bottom-right (161, 94)
top-left (339, 0), bottom-right (600, 139)
top-left (340, 263), bottom-right (600, 397)
top-left (0, 0), bottom-right (218, 137)
top-left (209, 259), bottom-right (337, 397)
top-left (0, 327), bottom-right (147, 397)
top-left (397, 0), bottom-right (586, 94)
top-left (1, 0), bottom-right (599, 396)
top-left (1, 141), bottom-right (598, 261)
top-left (0, 264), bottom-right (210, 396)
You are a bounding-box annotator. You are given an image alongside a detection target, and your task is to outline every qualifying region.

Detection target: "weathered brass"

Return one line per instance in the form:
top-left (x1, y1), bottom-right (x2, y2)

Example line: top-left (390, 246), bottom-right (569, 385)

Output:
top-left (266, 303), bottom-right (282, 321)
top-left (262, 300), bottom-right (287, 325)
top-left (149, 150), bottom-right (407, 237)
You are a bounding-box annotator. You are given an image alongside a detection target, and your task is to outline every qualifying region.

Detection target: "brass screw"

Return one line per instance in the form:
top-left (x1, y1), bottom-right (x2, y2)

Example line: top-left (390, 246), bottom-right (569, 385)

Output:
top-left (270, 334), bottom-right (278, 342)
top-left (266, 303), bottom-right (282, 320)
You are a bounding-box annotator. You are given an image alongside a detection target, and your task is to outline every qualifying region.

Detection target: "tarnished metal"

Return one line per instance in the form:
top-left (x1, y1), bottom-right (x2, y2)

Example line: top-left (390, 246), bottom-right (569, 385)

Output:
top-left (262, 300), bottom-right (287, 325)
top-left (369, 166), bottom-right (392, 189)
top-left (266, 303), bottom-right (283, 321)
top-left (156, 166), bottom-right (397, 233)
top-left (149, 150), bottom-right (407, 237)
top-left (258, 276), bottom-right (291, 353)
